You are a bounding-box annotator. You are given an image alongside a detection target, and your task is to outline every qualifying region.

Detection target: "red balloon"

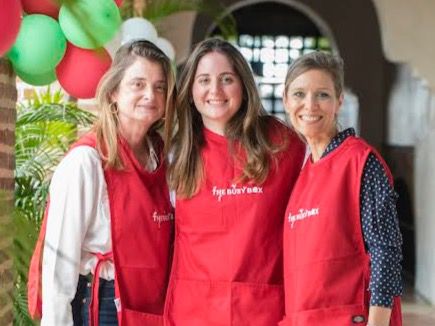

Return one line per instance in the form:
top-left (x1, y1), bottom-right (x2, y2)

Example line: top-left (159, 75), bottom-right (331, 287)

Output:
top-left (56, 43), bottom-right (112, 99)
top-left (114, 0), bottom-right (123, 7)
top-left (21, 0), bottom-right (60, 18)
top-left (0, 0), bottom-right (22, 57)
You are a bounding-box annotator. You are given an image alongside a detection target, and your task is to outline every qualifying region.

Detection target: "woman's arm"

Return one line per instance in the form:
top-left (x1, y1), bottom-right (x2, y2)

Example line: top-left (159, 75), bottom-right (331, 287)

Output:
top-left (360, 153), bottom-right (403, 325)
top-left (367, 306), bottom-right (393, 326)
top-left (41, 146), bottom-right (103, 326)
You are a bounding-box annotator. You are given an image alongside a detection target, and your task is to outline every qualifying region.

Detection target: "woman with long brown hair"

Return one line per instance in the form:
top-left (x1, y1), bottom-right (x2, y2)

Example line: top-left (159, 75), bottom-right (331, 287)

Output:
top-left (163, 37), bottom-right (305, 325)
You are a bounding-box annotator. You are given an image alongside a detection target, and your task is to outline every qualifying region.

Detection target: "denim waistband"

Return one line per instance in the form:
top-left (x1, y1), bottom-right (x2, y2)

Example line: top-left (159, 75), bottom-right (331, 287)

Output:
top-left (78, 274), bottom-right (115, 299)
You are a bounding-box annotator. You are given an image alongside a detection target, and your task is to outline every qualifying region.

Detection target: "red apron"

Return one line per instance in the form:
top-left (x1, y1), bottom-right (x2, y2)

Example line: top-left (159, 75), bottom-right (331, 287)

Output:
top-left (28, 133), bottom-right (174, 326)
top-left (281, 136), bottom-right (402, 326)
top-left (164, 122), bottom-right (305, 326)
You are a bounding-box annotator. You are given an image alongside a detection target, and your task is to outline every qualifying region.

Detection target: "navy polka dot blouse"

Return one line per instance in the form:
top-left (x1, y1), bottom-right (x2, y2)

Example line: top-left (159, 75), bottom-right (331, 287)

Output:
top-left (321, 128), bottom-right (403, 308)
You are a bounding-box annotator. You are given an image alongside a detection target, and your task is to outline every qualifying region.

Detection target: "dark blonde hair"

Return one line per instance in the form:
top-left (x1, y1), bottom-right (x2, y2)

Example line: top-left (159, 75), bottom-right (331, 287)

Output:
top-left (284, 51), bottom-right (344, 98)
top-left (165, 37), bottom-right (284, 198)
top-left (93, 40), bottom-right (176, 169)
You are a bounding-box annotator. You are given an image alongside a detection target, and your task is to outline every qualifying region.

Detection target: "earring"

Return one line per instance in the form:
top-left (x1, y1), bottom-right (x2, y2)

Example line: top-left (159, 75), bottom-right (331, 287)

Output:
top-left (110, 102), bottom-right (118, 114)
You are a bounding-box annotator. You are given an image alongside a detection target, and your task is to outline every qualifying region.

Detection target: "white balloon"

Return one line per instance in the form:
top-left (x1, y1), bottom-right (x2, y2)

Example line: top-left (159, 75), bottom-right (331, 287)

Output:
top-left (156, 37), bottom-right (175, 61)
top-left (105, 30), bottom-right (122, 58)
top-left (121, 17), bottom-right (158, 45)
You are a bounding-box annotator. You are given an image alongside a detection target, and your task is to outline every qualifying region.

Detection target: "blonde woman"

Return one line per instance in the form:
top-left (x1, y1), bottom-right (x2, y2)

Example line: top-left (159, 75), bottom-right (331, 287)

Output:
top-left (281, 51), bottom-right (402, 326)
top-left (38, 40), bottom-right (176, 326)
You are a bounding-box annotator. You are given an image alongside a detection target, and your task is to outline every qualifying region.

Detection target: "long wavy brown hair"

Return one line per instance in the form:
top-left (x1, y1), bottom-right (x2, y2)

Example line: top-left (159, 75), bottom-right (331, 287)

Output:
top-left (94, 40), bottom-right (176, 169)
top-left (165, 37), bottom-right (286, 198)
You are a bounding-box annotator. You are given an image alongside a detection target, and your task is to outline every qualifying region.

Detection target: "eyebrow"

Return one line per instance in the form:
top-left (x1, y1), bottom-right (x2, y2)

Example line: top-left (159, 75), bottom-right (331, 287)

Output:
top-left (290, 86), bottom-right (333, 91)
top-left (195, 72), bottom-right (237, 79)
top-left (128, 77), bottom-right (166, 83)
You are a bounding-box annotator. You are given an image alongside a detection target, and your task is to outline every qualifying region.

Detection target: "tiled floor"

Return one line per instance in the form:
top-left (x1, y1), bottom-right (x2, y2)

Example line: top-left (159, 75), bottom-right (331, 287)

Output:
top-left (402, 285), bottom-right (435, 325)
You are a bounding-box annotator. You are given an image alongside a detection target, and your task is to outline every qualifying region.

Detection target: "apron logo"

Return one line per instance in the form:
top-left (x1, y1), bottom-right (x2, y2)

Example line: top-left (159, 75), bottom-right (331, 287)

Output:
top-left (288, 208), bottom-right (319, 228)
top-left (152, 211), bottom-right (174, 228)
top-left (212, 184), bottom-right (263, 202)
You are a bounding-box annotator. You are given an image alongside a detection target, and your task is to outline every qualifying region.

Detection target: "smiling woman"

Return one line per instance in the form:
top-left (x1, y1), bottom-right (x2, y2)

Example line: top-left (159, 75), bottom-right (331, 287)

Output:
top-left (281, 52), bottom-right (403, 326)
top-left (163, 37), bottom-right (305, 325)
top-left (284, 69), bottom-right (343, 161)
top-left (112, 58), bottom-right (167, 129)
top-left (192, 51), bottom-right (243, 135)
top-left (110, 57), bottom-right (167, 168)
top-left (34, 40), bottom-right (176, 326)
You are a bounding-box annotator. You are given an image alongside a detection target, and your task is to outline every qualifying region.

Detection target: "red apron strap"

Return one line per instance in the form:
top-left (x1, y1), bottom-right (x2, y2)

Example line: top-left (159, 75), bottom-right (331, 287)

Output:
top-left (27, 200), bottom-right (50, 319)
top-left (88, 252), bottom-right (113, 326)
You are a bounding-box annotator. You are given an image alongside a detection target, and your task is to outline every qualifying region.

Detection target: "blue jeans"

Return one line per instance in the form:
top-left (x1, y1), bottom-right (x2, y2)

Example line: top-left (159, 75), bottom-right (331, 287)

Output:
top-left (72, 274), bottom-right (118, 326)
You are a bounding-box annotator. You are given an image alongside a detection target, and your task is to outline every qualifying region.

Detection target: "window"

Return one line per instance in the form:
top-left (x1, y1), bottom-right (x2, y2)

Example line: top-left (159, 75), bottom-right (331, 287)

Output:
top-left (231, 34), bottom-right (331, 122)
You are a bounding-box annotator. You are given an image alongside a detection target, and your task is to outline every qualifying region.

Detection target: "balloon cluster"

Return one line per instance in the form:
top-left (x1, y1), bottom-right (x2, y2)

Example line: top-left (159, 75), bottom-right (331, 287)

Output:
top-left (1, 0), bottom-right (176, 99)
top-left (1, 0), bottom-right (122, 99)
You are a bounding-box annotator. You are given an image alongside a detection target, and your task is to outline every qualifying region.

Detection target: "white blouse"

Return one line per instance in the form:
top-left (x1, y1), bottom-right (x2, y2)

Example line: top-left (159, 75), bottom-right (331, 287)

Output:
top-left (41, 146), bottom-right (113, 326)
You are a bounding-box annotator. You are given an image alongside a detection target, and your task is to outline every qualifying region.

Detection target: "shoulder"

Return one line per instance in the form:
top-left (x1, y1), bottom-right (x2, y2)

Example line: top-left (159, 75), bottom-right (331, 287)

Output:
top-left (66, 145), bottom-right (100, 164)
top-left (50, 145), bottom-right (104, 196)
top-left (54, 146), bottom-right (101, 177)
top-left (365, 152), bottom-right (386, 172)
top-left (344, 136), bottom-right (373, 152)
top-left (71, 132), bottom-right (97, 150)
top-left (344, 137), bottom-right (386, 164)
top-left (364, 151), bottom-right (393, 185)
top-left (339, 136), bottom-right (373, 161)
top-left (343, 137), bottom-right (393, 183)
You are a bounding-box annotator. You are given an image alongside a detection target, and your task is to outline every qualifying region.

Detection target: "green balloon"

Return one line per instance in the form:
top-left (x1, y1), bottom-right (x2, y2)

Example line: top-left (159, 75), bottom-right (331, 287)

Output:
top-left (16, 69), bottom-right (57, 86)
top-left (59, 0), bottom-right (121, 49)
top-left (8, 15), bottom-right (66, 75)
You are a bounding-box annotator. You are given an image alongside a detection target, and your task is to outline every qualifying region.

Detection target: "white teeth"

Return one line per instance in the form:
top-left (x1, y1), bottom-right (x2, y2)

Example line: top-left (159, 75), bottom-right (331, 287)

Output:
top-left (207, 99), bottom-right (226, 105)
top-left (300, 115), bottom-right (321, 122)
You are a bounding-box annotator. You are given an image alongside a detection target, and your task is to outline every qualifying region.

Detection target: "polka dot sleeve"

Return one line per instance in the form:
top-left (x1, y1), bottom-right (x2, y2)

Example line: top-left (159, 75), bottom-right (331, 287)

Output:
top-left (322, 128), bottom-right (403, 308)
top-left (360, 153), bottom-right (403, 308)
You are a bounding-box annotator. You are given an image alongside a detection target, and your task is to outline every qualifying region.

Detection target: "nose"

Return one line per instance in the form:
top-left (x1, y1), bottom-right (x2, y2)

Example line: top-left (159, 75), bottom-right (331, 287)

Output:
top-left (143, 85), bottom-right (155, 101)
top-left (304, 94), bottom-right (318, 110)
top-left (210, 79), bottom-right (222, 94)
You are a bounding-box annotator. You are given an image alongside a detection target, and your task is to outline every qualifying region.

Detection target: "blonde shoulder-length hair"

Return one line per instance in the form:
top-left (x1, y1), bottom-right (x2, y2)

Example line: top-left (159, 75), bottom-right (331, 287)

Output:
top-left (164, 37), bottom-right (286, 198)
top-left (93, 40), bottom-right (176, 169)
